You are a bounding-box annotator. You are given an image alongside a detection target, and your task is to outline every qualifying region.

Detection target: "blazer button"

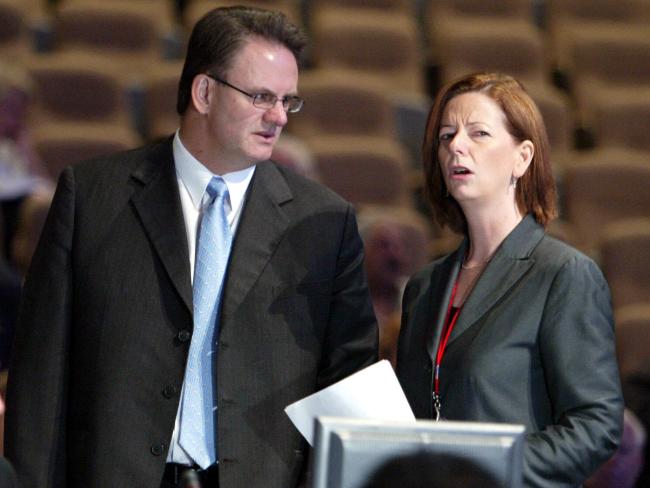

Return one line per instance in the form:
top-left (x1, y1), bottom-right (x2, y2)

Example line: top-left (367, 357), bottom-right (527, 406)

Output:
top-left (177, 330), bottom-right (191, 343)
top-left (162, 385), bottom-right (178, 399)
top-left (150, 444), bottom-right (165, 456)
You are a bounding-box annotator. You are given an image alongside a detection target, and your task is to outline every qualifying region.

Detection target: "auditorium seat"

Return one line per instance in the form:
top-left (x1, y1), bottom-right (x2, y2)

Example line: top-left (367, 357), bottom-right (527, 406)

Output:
top-left (615, 303), bottom-right (650, 381)
top-left (26, 52), bottom-right (131, 127)
top-left (289, 69), bottom-right (398, 141)
top-left (53, 1), bottom-right (172, 77)
top-left (561, 149), bottom-right (650, 254)
top-left (0, 0), bottom-right (34, 58)
top-left (309, 0), bottom-right (411, 13)
top-left (526, 81), bottom-right (574, 156)
top-left (600, 218), bottom-right (650, 310)
top-left (588, 86), bottom-right (650, 153)
top-left (426, 0), bottom-right (530, 22)
top-left (32, 122), bottom-right (140, 179)
top-left (307, 135), bottom-right (410, 207)
top-left (546, 0), bottom-right (650, 72)
top-left (310, 9), bottom-right (425, 96)
top-left (184, 0), bottom-right (301, 29)
top-left (433, 18), bottom-right (547, 88)
top-left (142, 61), bottom-right (184, 141)
top-left (307, 0), bottom-right (413, 30)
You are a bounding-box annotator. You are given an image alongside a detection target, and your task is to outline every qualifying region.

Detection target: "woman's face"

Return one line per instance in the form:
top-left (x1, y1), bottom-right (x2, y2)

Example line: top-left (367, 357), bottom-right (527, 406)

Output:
top-left (437, 92), bottom-right (532, 209)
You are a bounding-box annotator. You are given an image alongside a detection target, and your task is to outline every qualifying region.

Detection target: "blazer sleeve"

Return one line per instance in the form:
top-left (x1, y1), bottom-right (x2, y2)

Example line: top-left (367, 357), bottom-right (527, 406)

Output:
top-left (316, 203), bottom-right (378, 389)
top-left (525, 255), bottom-right (624, 487)
top-left (5, 167), bottom-right (76, 488)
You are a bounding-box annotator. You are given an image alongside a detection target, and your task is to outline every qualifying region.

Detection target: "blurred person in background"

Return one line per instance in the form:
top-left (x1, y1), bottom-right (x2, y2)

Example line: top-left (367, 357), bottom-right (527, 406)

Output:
top-left (0, 62), bottom-right (52, 263)
top-left (358, 206), bottom-right (430, 366)
top-left (9, 188), bottom-right (54, 278)
top-left (397, 72), bottom-right (623, 487)
top-left (622, 370), bottom-right (650, 487)
top-left (585, 408), bottom-right (646, 488)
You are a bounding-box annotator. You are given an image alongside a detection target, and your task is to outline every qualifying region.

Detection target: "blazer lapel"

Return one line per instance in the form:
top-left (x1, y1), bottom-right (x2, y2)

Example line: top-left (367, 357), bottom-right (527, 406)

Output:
top-left (130, 139), bottom-right (193, 313)
top-left (221, 161), bottom-right (292, 318)
top-left (424, 244), bottom-right (465, 360)
top-left (449, 215), bottom-right (544, 343)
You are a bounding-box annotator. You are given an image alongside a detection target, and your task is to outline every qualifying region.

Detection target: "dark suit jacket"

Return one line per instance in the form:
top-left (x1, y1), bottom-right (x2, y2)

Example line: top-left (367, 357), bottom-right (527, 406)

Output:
top-left (5, 138), bottom-right (378, 488)
top-left (396, 215), bottom-right (623, 488)
top-left (0, 457), bottom-right (17, 488)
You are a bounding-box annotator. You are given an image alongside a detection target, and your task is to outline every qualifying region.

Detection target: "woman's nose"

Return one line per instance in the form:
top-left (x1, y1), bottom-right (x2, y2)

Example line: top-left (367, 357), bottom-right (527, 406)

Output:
top-left (448, 131), bottom-right (467, 155)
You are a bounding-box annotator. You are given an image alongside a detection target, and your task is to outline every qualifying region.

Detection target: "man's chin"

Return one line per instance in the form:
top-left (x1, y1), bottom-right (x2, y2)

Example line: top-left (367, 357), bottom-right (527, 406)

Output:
top-left (249, 147), bottom-right (274, 163)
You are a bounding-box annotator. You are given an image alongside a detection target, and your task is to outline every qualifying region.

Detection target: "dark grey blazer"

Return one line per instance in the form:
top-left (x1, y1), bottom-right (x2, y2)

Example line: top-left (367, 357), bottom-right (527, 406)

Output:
top-left (5, 138), bottom-right (378, 488)
top-left (396, 215), bottom-right (623, 488)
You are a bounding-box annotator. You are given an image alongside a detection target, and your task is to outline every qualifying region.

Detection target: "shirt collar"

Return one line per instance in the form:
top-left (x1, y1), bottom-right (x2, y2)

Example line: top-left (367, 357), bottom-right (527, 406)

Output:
top-left (173, 130), bottom-right (256, 211)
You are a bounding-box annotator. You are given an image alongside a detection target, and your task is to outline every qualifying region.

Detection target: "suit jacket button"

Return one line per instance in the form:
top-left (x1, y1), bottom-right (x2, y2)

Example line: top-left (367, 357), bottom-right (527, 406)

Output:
top-left (162, 385), bottom-right (178, 399)
top-left (177, 330), bottom-right (191, 343)
top-left (150, 444), bottom-right (165, 456)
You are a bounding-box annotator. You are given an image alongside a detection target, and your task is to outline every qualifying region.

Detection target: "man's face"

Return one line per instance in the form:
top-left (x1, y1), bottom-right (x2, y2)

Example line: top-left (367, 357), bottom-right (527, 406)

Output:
top-left (204, 36), bottom-right (299, 171)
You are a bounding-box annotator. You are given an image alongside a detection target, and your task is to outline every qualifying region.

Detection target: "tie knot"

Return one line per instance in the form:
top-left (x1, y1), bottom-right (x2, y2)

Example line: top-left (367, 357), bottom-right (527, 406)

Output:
top-left (205, 176), bottom-right (228, 202)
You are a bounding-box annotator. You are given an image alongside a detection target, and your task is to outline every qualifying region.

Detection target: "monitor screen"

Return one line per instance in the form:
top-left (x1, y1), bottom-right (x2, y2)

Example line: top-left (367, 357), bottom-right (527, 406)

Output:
top-left (311, 417), bottom-right (525, 488)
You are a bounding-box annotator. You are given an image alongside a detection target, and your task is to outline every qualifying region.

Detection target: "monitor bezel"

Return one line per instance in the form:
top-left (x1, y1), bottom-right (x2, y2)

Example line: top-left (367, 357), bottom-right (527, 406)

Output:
top-left (311, 416), bottom-right (526, 488)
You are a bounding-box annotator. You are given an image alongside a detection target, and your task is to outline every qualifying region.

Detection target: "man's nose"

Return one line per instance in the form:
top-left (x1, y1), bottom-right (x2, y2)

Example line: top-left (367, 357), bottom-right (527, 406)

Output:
top-left (265, 100), bottom-right (288, 126)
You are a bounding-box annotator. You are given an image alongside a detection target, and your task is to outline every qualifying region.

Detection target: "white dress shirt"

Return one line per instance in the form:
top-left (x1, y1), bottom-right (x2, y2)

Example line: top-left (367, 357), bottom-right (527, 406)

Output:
top-left (167, 131), bottom-right (255, 465)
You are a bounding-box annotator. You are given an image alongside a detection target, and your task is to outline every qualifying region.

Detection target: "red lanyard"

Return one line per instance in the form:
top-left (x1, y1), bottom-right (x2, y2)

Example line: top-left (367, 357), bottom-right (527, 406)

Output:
top-left (433, 276), bottom-right (462, 420)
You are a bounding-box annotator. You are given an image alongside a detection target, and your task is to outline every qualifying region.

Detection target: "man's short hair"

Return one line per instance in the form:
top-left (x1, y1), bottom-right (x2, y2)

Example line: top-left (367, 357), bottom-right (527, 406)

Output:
top-left (176, 6), bottom-right (307, 115)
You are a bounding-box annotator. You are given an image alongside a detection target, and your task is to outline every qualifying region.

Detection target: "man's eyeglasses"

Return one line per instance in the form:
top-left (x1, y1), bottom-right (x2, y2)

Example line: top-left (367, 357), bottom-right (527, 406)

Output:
top-left (206, 74), bottom-right (304, 113)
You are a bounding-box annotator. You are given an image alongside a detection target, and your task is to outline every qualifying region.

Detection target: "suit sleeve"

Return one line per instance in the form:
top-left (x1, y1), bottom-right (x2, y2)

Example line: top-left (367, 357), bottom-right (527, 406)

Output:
top-left (316, 203), bottom-right (378, 389)
top-left (525, 256), bottom-right (624, 487)
top-left (5, 167), bottom-right (76, 488)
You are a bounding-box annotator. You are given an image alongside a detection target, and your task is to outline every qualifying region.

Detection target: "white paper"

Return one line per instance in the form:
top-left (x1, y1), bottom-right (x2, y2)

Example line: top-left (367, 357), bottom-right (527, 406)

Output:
top-left (284, 360), bottom-right (416, 445)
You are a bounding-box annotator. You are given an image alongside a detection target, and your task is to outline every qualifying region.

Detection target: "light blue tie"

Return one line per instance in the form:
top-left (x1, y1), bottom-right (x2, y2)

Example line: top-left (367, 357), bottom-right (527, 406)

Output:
top-left (179, 176), bottom-right (232, 468)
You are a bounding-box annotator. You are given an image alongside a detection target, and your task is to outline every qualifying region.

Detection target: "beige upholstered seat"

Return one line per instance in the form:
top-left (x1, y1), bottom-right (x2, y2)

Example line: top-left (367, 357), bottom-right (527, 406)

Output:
top-left (141, 61), bottom-right (184, 141)
top-left (600, 218), bottom-right (650, 310)
top-left (26, 52), bottom-right (131, 126)
top-left (32, 122), bottom-right (140, 179)
top-left (53, 1), bottom-right (172, 78)
top-left (0, 0), bottom-right (36, 59)
top-left (311, 9), bottom-right (425, 96)
top-left (615, 303), bottom-right (650, 380)
top-left (546, 0), bottom-right (650, 72)
top-left (307, 135), bottom-right (410, 207)
top-left (588, 86), bottom-right (650, 152)
top-left (433, 18), bottom-right (547, 87)
top-left (289, 69), bottom-right (398, 141)
top-left (562, 149), bottom-right (650, 254)
top-left (184, 0), bottom-right (301, 29)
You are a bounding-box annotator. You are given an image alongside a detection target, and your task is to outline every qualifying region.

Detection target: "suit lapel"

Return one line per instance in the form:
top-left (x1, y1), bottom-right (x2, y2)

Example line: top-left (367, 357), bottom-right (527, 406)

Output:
top-left (449, 215), bottom-right (544, 343)
top-left (425, 245), bottom-right (464, 360)
top-left (221, 161), bottom-right (292, 318)
top-left (130, 139), bottom-right (193, 313)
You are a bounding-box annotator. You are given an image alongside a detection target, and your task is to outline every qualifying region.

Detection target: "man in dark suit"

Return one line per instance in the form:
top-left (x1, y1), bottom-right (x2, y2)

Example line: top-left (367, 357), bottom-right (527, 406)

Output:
top-left (5, 7), bottom-right (378, 488)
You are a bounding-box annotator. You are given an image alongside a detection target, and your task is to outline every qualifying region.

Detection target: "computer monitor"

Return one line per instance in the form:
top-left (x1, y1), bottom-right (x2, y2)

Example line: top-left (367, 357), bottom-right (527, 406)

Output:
top-left (311, 417), bottom-right (525, 488)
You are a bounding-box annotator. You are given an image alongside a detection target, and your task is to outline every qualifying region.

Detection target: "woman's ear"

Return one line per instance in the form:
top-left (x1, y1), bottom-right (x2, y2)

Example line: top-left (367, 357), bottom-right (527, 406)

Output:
top-left (514, 140), bottom-right (534, 178)
top-left (190, 74), bottom-right (212, 115)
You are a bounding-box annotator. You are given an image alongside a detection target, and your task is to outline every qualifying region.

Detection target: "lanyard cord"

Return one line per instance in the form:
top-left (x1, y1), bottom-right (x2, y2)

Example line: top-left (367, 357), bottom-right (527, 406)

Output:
top-left (433, 275), bottom-right (462, 421)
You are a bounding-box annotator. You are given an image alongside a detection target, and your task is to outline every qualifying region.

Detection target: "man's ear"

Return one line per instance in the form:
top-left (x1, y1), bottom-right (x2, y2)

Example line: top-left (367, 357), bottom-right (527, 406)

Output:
top-left (514, 140), bottom-right (534, 178)
top-left (190, 74), bottom-right (212, 115)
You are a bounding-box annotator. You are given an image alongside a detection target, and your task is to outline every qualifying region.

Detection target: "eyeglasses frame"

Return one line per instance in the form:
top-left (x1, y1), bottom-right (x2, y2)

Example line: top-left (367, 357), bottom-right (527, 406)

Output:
top-left (205, 73), bottom-right (304, 113)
